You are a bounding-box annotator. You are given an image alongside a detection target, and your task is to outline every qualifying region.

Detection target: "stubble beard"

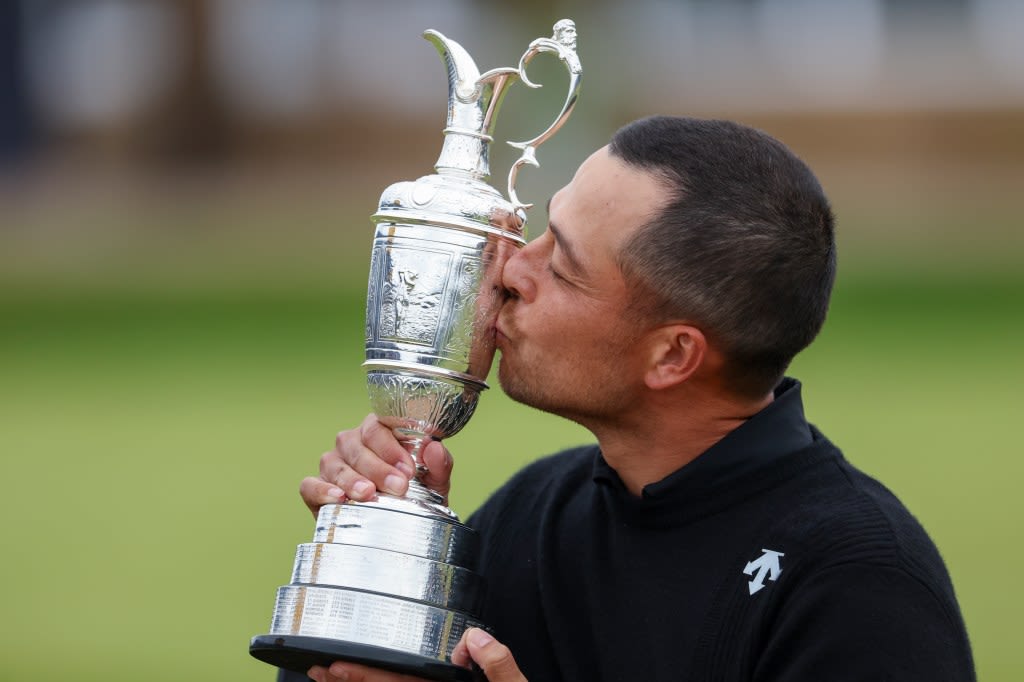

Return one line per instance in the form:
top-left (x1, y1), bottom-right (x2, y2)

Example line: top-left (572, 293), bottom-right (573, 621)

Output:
top-left (497, 347), bottom-right (567, 416)
top-left (495, 349), bottom-right (540, 410)
top-left (496, 347), bottom-right (628, 430)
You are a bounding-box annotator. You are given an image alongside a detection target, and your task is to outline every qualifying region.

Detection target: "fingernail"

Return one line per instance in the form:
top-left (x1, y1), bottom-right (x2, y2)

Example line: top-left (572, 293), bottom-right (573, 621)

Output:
top-left (396, 461), bottom-right (414, 478)
top-left (327, 487), bottom-right (344, 500)
top-left (384, 473), bottom-right (405, 494)
top-left (352, 480), bottom-right (373, 498)
top-left (469, 628), bottom-right (494, 647)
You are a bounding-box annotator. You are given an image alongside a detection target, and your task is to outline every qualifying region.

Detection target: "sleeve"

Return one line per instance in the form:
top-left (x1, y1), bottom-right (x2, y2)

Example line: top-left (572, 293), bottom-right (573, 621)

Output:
top-left (753, 563), bottom-right (976, 682)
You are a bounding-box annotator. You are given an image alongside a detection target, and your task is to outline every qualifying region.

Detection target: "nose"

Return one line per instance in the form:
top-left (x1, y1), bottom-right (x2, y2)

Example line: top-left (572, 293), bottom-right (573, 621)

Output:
top-left (501, 240), bottom-right (538, 303)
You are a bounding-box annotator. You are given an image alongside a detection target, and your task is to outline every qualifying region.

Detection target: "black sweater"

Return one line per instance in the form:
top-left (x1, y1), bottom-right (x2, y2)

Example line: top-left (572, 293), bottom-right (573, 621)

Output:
top-left (467, 379), bottom-right (975, 681)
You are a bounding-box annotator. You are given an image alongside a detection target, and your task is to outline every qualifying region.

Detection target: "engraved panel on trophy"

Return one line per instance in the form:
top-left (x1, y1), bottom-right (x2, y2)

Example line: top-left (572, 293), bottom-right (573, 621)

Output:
top-left (442, 255), bottom-right (484, 359)
top-left (377, 244), bottom-right (452, 347)
top-left (366, 243), bottom-right (384, 344)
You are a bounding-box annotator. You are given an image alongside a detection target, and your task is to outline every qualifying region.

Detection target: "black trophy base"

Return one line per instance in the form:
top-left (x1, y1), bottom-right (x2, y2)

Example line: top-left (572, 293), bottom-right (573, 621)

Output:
top-left (250, 634), bottom-right (482, 682)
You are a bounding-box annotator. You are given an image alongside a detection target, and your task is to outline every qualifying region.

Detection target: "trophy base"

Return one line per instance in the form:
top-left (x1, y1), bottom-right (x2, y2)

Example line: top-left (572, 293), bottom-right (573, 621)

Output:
top-left (253, 505), bottom-right (487, 680)
top-left (249, 634), bottom-right (482, 682)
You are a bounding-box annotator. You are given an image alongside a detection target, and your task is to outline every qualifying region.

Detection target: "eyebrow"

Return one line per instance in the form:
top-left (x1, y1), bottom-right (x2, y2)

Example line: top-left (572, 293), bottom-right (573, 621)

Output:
top-left (545, 198), bottom-right (585, 275)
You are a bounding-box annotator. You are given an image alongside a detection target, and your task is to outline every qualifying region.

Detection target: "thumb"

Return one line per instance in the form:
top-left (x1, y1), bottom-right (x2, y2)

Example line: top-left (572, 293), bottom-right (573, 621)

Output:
top-left (419, 440), bottom-right (453, 501)
top-left (463, 628), bottom-right (527, 682)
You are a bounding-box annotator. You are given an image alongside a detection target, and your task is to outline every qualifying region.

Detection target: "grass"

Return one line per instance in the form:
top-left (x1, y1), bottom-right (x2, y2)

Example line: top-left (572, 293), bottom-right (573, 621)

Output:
top-left (0, 269), bottom-right (1020, 681)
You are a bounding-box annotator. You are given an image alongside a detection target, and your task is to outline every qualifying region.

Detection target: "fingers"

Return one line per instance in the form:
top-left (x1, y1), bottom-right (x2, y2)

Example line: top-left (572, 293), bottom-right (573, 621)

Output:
top-left (455, 628), bottom-right (527, 682)
top-left (325, 415), bottom-right (416, 500)
top-left (356, 414), bottom-right (418, 479)
top-left (419, 440), bottom-right (454, 503)
top-left (301, 414), bottom-right (457, 518)
top-left (451, 635), bottom-right (472, 668)
top-left (307, 662), bottom-right (428, 682)
top-left (299, 476), bottom-right (345, 517)
top-left (324, 443), bottom-right (409, 500)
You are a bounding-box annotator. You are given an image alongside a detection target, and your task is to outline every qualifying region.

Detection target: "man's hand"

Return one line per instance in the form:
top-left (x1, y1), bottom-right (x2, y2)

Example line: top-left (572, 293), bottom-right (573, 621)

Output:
top-left (452, 628), bottom-right (528, 682)
top-left (299, 414), bottom-right (454, 517)
top-left (306, 628), bottom-right (528, 682)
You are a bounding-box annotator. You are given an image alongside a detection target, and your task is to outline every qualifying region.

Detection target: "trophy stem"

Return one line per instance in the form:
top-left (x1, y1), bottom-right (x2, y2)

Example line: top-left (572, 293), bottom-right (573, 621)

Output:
top-left (398, 432), bottom-right (433, 478)
top-left (391, 433), bottom-right (458, 519)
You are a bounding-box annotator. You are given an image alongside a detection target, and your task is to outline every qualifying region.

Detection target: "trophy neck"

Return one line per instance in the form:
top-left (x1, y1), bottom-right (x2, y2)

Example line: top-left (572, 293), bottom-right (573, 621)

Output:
top-left (433, 72), bottom-right (518, 181)
top-left (425, 29), bottom-right (518, 182)
top-left (435, 131), bottom-right (492, 181)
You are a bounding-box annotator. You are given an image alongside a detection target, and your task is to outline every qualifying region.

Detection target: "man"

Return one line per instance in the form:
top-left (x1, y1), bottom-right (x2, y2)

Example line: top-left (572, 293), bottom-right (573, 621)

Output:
top-left (298, 116), bottom-right (975, 681)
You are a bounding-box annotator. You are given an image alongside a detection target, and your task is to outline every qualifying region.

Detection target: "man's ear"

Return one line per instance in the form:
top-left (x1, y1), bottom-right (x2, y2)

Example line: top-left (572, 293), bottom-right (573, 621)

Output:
top-left (644, 324), bottom-right (707, 390)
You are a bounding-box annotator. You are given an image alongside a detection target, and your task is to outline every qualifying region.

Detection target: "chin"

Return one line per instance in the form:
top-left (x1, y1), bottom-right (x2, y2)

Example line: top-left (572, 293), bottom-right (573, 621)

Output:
top-left (497, 355), bottom-right (578, 416)
top-left (496, 365), bottom-right (538, 409)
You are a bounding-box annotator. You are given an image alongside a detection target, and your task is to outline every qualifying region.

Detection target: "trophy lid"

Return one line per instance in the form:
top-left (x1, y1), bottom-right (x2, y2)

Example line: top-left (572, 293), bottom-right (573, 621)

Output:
top-left (427, 22), bottom-right (581, 209)
top-left (423, 30), bottom-right (516, 184)
top-left (369, 29), bottom-right (524, 243)
top-left (373, 20), bottom-right (582, 241)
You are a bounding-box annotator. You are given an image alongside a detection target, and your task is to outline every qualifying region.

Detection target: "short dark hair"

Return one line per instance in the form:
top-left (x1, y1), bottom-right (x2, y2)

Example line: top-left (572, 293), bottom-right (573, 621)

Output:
top-left (609, 116), bottom-right (836, 398)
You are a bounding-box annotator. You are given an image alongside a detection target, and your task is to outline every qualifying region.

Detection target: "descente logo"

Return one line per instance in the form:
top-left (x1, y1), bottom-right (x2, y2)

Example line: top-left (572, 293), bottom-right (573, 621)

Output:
top-left (743, 548), bottom-right (784, 595)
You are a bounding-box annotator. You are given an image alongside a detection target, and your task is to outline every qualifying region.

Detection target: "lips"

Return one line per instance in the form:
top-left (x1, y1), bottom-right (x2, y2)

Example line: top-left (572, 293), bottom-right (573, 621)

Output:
top-left (494, 312), bottom-right (511, 347)
top-left (494, 321), bottom-right (509, 346)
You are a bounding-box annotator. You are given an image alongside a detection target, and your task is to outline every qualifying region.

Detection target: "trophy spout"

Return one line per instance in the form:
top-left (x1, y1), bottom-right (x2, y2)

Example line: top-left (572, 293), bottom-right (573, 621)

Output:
top-left (424, 29), bottom-right (519, 181)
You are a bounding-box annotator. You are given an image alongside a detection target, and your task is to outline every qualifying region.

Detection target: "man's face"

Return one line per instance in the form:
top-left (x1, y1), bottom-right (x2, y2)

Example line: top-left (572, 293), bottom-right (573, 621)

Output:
top-left (495, 146), bottom-right (669, 426)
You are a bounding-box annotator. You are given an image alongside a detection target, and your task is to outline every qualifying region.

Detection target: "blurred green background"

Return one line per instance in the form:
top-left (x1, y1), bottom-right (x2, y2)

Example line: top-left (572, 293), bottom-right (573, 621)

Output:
top-left (1, 2), bottom-right (1022, 681)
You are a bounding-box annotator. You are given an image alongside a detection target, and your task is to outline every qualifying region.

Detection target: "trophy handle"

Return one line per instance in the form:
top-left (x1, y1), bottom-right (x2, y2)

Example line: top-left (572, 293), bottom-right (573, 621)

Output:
top-left (501, 19), bottom-right (583, 211)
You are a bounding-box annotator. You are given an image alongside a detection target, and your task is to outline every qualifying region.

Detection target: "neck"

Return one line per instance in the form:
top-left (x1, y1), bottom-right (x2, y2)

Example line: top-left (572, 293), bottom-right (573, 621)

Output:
top-left (592, 388), bottom-right (773, 497)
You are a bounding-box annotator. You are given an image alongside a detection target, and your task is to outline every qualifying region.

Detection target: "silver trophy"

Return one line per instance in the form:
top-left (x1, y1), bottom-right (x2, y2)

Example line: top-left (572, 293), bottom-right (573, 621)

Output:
top-left (250, 20), bottom-right (581, 681)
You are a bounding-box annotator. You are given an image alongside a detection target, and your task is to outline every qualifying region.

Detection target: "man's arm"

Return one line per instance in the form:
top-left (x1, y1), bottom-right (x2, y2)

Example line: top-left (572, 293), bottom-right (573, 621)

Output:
top-left (755, 563), bottom-right (975, 681)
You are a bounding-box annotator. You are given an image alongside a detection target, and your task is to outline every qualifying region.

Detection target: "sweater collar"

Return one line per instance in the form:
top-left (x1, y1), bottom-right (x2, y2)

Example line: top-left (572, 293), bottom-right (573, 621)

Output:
top-left (592, 378), bottom-right (814, 502)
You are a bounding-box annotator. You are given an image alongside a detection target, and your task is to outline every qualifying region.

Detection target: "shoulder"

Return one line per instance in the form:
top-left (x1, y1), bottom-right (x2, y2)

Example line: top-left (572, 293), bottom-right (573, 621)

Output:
top-left (760, 439), bottom-right (970, 643)
top-left (723, 429), bottom-right (963, 610)
top-left (730, 437), bottom-right (975, 678)
top-left (779, 445), bottom-right (947, 579)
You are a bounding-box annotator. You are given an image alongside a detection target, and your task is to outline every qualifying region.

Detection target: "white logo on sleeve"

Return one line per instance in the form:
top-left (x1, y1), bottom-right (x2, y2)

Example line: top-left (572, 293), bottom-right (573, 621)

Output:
top-left (743, 548), bottom-right (784, 595)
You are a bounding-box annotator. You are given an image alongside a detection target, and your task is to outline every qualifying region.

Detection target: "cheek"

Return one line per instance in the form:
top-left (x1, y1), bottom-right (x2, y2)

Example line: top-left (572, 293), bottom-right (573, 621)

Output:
top-left (530, 299), bottom-right (581, 337)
